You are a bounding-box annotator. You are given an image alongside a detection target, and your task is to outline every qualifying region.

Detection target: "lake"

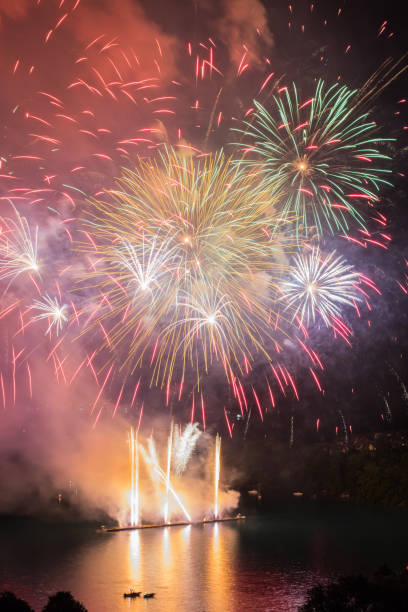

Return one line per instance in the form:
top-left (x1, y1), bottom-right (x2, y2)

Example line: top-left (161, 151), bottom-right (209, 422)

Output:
top-left (1, 503), bottom-right (407, 611)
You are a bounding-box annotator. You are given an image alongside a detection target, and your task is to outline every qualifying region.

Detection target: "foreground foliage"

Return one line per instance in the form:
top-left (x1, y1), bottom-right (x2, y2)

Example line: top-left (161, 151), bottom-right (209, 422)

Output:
top-left (0, 591), bottom-right (87, 612)
top-left (42, 591), bottom-right (87, 612)
top-left (299, 567), bottom-right (408, 611)
top-left (0, 592), bottom-right (34, 612)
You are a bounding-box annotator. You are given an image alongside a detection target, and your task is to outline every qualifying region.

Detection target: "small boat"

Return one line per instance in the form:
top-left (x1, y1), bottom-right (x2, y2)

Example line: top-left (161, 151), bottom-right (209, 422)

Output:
top-left (123, 589), bottom-right (141, 598)
top-left (143, 593), bottom-right (155, 599)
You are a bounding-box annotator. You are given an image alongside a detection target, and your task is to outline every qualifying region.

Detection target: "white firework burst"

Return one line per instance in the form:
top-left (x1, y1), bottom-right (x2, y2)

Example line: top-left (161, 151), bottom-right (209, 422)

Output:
top-left (0, 205), bottom-right (39, 284)
top-left (115, 234), bottom-right (175, 294)
top-left (282, 249), bottom-right (360, 326)
top-left (173, 422), bottom-right (202, 475)
top-left (31, 294), bottom-right (68, 335)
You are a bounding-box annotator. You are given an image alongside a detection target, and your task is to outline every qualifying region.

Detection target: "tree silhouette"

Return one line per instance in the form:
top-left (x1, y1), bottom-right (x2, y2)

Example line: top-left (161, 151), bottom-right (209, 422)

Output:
top-left (0, 592), bottom-right (34, 612)
top-left (42, 592), bottom-right (87, 612)
top-left (300, 569), bottom-right (408, 611)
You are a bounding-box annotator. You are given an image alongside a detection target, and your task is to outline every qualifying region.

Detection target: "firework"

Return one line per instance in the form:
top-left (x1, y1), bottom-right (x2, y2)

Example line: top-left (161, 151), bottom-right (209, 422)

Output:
top-left (124, 427), bottom-right (239, 526)
top-left (233, 80), bottom-right (393, 235)
top-left (214, 434), bottom-right (221, 519)
top-left (4, 24), bottom-right (173, 201)
top-left (129, 427), bottom-right (140, 527)
top-left (0, 205), bottom-right (40, 285)
top-left (164, 422), bottom-right (173, 523)
top-left (0, 0), bottom-right (403, 434)
top-left (78, 146), bottom-right (296, 387)
top-left (173, 422), bottom-right (202, 475)
top-left (115, 235), bottom-right (176, 294)
top-left (282, 248), bottom-right (360, 326)
top-left (31, 294), bottom-right (68, 335)
top-left (140, 436), bottom-right (192, 522)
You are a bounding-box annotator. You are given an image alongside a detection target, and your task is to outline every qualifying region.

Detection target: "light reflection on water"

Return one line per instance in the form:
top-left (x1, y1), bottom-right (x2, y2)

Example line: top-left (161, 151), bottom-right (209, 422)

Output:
top-left (1, 504), bottom-right (407, 612)
top-left (126, 523), bottom-right (238, 612)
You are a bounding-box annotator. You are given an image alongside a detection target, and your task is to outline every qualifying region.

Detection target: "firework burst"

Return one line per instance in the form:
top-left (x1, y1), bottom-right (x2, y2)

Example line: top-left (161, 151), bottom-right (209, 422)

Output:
top-left (31, 294), bottom-right (68, 335)
top-left (233, 80), bottom-right (393, 236)
top-left (282, 248), bottom-right (361, 326)
top-left (0, 205), bottom-right (40, 285)
top-left (78, 146), bottom-right (297, 387)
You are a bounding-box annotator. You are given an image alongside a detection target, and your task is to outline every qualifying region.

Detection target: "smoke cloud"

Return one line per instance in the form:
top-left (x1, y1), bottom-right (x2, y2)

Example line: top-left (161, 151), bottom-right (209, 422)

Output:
top-left (0, 394), bottom-right (239, 523)
top-left (217, 0), bottom-right (274, 66)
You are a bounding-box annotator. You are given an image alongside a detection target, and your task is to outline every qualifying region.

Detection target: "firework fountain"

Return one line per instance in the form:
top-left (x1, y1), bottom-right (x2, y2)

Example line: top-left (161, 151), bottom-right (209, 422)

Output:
top-left (163, 421), bottom-right (173, 524)
top-left (214, 434), bottom-right (221, 520)
top-left (105, 425), bottom-right (239, 532)
top-left (129, 427), bottom-right (139, 527)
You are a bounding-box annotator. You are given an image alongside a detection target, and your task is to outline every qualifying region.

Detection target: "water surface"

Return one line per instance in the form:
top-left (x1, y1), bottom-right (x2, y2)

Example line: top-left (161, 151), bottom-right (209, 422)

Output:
top-left (1, 503), bottom-right (407, 612)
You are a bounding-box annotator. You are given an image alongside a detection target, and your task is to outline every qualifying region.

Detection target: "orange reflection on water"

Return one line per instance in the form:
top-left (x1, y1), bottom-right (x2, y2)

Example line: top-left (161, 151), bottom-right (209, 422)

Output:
top-left (124, 523), bottom-right (237, 611)
top-left (205, 523), bottom-right (236, 611)
top-left (126, 525), bottom-right (195, 609)
top-left (128, 530), bottom-right (141, 579)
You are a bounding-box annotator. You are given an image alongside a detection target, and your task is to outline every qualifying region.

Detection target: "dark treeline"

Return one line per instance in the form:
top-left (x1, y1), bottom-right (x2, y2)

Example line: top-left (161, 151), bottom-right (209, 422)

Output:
top-left (0, 591), bottom-right (87, 612)
top-left (223, 430), bottom-right (408, 510)
top-left (300, 566), bottom-right (408, 611)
